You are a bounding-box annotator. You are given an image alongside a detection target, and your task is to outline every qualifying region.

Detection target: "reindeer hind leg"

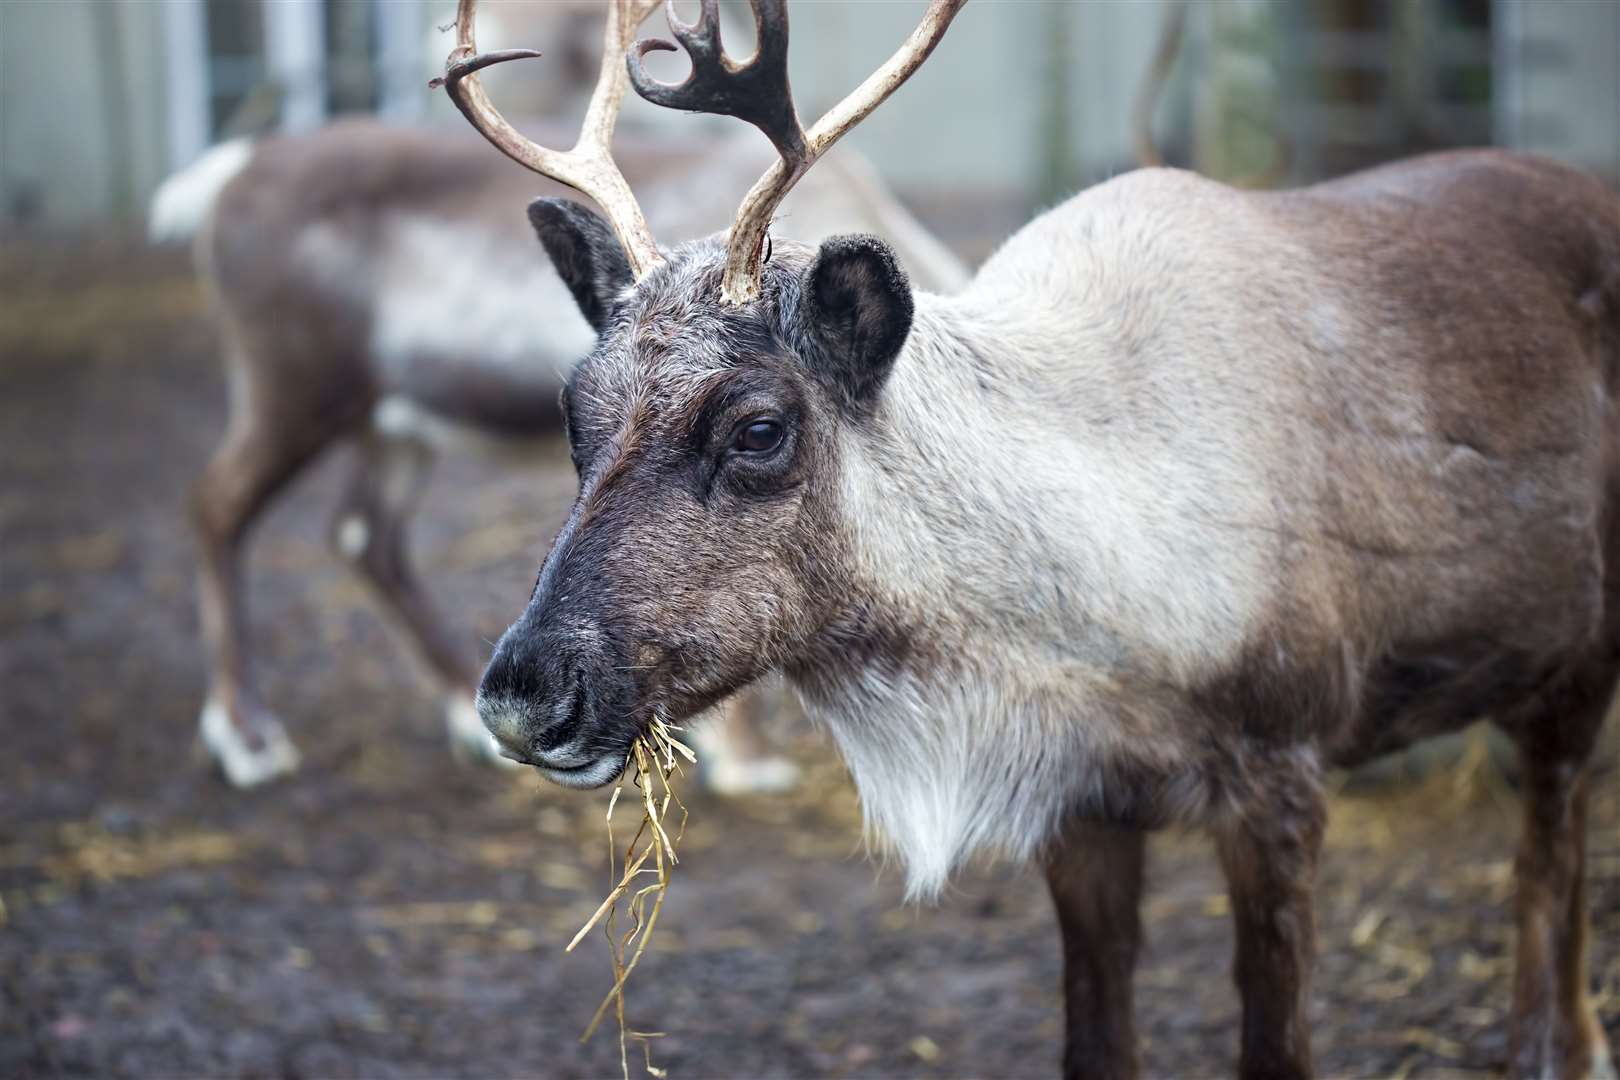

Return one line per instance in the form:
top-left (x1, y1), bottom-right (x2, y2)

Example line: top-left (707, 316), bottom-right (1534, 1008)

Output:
top-left (329, 430), bottom-right (513, 768)
top-left (1496, 655), bottom-right (1616, 1080)
top-left (192, 401), bottom-right (328, 787)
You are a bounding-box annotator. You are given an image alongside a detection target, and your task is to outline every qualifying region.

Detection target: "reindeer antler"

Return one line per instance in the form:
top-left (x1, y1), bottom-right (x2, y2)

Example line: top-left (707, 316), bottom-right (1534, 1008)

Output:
top-left (629, 1), bottom-right (805, 162)
top-left (438, 0), bottom-right (666, 278)
top-left (630, 0), bottom-right (967, 304)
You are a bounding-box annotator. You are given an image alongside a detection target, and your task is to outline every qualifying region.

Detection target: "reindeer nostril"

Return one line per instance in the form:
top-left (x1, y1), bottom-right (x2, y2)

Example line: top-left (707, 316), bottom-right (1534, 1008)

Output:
top-left (535, 669), bottom-right (591, 751)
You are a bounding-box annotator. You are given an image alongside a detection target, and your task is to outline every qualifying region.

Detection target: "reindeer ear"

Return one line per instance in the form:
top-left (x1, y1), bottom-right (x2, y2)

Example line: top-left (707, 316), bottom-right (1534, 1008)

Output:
top-left (527, 198), bottom-right (632, 334)
top-left (798, 234), bottom-right (914, 407)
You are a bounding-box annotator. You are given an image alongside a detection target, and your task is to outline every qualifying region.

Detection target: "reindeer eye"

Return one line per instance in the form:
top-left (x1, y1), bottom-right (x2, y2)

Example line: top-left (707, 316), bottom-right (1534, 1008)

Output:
top-left (734, 419), bottom-right (784, 454)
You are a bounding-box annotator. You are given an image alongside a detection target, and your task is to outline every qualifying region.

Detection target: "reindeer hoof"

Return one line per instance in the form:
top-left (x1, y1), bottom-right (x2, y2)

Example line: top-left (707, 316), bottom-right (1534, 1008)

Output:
top-left (702, 754), bottom-right (802, 796)
top-left (199, 700), bottom-right (301, 788)
top-left (445, 696), bottom-right (519, 769)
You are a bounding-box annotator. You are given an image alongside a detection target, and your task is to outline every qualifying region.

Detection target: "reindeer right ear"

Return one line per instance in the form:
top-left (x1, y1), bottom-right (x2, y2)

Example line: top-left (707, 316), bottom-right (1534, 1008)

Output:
top-left (796, 234), bottom-right (915, 408)
top-left (527, 198), bottom-right (633, 334)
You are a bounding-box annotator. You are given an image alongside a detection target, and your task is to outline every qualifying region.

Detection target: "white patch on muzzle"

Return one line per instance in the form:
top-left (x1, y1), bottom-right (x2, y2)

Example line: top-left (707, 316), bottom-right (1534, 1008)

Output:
top-left (445, 694), bottom-right (518, 769)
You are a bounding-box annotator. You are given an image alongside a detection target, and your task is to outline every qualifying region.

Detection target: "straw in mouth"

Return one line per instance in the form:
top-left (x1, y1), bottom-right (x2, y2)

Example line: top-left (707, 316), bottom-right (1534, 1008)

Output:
top-left (566, 714), bottom-right (696, 1079)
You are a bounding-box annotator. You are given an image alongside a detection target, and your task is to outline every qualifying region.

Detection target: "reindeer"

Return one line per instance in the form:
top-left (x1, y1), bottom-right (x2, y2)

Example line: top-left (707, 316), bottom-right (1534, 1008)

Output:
top-left (445, 0), bottom-right (1620, 1076)
top-left (157, 110), bottom-right (967, 789)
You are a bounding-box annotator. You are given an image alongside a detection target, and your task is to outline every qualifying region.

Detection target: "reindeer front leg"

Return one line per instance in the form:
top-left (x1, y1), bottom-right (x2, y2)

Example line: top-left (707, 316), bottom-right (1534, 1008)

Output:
top-left (1045, 820), bottom-right (1146, 1080)
top-left (1213, 762), bottom-right (1326, 1080)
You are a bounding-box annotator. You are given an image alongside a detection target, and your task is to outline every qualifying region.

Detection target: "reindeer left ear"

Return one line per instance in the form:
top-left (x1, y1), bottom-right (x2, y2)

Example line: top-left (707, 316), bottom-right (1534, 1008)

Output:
top-left (528, 197), bottom-right (633, 334)
top-left (796, 234), bottom-right (914, 407)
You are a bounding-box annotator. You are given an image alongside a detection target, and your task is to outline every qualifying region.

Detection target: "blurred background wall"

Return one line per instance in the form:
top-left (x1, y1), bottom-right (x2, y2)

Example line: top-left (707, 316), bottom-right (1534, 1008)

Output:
top-left (3, 0), bottom-right (1616, 243)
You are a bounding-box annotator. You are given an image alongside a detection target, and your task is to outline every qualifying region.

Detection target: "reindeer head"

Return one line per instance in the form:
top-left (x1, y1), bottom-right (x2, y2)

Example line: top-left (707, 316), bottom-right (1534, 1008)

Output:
top-left (443, 0), bottom-right (962, 784)
top-left (477, 222), bottom-right (917, 784)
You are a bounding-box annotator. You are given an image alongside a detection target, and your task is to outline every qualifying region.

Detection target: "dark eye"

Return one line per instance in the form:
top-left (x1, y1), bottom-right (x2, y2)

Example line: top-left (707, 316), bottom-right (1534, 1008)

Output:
top-left (734, 418), bottom-right (784, 454)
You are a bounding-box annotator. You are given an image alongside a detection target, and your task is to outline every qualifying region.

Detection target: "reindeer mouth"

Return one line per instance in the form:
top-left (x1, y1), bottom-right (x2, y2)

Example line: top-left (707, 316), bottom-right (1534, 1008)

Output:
top-left (536, 754), bottom-right (627, 790)
top-left (492, 735), bottom-right (630, 790)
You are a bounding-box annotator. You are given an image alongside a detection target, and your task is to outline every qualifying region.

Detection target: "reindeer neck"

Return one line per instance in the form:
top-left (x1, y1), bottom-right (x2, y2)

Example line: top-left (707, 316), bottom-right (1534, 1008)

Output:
top-left (827, 283), bottom-right (1274, 695)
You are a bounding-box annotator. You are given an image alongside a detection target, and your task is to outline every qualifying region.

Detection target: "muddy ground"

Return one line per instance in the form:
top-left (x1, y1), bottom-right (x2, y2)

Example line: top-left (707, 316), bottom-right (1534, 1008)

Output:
top-left (1, 236), bottom-right (1618, 1079)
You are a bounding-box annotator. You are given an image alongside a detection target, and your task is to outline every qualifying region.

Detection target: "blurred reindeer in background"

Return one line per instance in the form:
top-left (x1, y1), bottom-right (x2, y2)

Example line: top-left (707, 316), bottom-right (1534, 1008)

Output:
top-left (148, 15), bottom-right (965, 790)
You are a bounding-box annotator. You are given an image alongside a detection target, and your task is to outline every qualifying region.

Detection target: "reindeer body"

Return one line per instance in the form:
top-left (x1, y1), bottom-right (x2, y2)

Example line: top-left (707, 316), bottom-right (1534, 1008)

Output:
top-left (172, 117), bottom-right (967, 787)
top-left (817, 151), bottom-right (1618, 1079)
top-left (482, 148), bottom-right (1619, 1079)
top-left (807, 150), bottom-right (1619, 894)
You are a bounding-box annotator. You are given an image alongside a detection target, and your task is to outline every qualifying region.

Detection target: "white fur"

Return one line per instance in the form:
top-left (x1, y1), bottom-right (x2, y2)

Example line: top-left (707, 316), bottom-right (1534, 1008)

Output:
top-left (199, 698), bottom-right (301, 788)
top-left (370, 395), bottom-right (555, 462)
top-left (371, 216), bottom-right (595, 379)
top-left (147, 139), bottom-right (254, 244)
top-left (804, 674), bottom-right (1075, 900)
top-left (801, 655), bottom-right (1203, 900)
top-left (371, 396), bottom-right (463, 451)
top-left (335, 515), bottom-right (370, 560)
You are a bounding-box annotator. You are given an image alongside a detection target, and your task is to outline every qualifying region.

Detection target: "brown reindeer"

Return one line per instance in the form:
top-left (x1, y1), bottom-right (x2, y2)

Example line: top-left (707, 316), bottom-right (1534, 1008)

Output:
top-left (157, 112), bottom-right (966, 789)
top-left (448, 0), bottom-right (1619, 1076)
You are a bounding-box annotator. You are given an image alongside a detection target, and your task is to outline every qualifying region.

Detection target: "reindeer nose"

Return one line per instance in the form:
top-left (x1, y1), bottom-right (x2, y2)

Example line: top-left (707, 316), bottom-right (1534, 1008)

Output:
top-left (476, 624), bottom-right (603, 759)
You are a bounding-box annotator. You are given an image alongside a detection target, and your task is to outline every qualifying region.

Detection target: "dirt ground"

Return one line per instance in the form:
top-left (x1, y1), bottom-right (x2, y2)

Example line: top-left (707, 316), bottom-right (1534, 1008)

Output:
top-left (2, 237), bottom-right (1618, 1080)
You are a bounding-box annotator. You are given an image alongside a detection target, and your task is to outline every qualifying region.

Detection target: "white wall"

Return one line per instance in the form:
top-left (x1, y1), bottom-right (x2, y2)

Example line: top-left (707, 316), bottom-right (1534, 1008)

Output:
top-left (0, 0), bottom-right (170, 224)
top-left (0, 0), bottom-right (1179, 224)
top-left (4, 0), bottom-right (1615, 227)
top-left (263, 0), bottom-right (328, 132)
top-left (1495, 0), bottom-right (1620, 183)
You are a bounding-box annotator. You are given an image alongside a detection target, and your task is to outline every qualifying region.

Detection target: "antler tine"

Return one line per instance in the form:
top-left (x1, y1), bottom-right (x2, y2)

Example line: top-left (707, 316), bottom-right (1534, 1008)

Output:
top-left (628, 0), bottom-right (807, 162)
top-left (577, 0), bottom-right (665, 152)
top-left (439, 0), bottom-right (666, 278)
top-left (630, 0), bottom-right (967, 305)
top-left (664, 0), bottom-right (725, 71)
